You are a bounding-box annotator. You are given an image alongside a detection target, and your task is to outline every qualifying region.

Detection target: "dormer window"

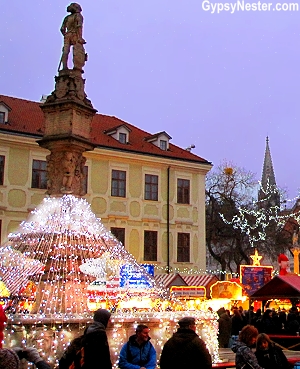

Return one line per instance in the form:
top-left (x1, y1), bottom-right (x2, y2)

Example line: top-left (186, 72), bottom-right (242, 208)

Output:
top-left (144, 131), bottom-right (172, 151)
top-left (160, 140), bottom-right (167, 151)
top-left (119, 132), bottom-right (127, 144)
top-left (0, 102), bottom-right (11, 125)
top-left (104, 124), bottom-right (131, 144)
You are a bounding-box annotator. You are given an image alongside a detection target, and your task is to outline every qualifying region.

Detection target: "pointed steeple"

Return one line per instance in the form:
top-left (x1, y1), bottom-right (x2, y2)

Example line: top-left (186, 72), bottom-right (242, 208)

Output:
top-left (258, 137), bottom-right (280, 207)
top-left (261, 136), bottom-right (277, 188)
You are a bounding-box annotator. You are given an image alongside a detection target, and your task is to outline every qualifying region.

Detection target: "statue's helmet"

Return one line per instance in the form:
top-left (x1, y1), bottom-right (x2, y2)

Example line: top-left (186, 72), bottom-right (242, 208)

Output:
top-left (67, 3), bottom-right (82, 13)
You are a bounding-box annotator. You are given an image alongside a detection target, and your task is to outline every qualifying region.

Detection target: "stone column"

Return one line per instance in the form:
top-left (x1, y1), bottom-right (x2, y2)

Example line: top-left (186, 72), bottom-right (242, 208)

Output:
top-left (38, 70), bottom-right (97, 197)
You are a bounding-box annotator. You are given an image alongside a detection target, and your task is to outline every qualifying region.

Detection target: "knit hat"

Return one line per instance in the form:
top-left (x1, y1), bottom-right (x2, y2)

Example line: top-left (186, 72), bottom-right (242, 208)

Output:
top-left (0, 348), bottom-right (20, 369)
top-left (93, 308), bottom-right (111, 327)
top-left (278, 254), bottom-right (289, 263)
top-left (178, 317), bottom-right (196, 328)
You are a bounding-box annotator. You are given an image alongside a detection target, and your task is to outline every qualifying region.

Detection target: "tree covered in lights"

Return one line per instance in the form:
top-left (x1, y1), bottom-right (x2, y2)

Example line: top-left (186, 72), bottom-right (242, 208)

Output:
top-left (205, 161), bottom-right (291, 276)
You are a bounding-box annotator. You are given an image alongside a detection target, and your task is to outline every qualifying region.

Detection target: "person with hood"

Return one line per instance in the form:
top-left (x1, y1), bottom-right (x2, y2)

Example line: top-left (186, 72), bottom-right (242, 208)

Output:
top-left (159, 316), bottom-right (212, 369)
top-left (231, 324), bottom-right (264, 369)
top-left (118, 324), bottom-right (156, 369)
top-left (84, 308), bottom-right (112, 369)
top-left (255, 333), bottom-right (292, 369)
top-left (59, 308), bottom-right (112, 369)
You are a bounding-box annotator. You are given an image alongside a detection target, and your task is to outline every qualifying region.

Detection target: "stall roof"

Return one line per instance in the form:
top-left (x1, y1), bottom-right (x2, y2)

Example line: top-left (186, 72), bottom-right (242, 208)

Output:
top-left (154, 273), bottom-right (187, 289)
top-left (181, 274), bottom-right (219, 287)
top-left (250, 275), bottom-right (300, 300)
top-left (180, 275), bottom-right (219, 299)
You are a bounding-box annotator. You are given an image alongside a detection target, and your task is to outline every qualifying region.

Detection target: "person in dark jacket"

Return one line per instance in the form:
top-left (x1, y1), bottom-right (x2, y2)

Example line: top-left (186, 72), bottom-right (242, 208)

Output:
top-left (58, 334), bottom-right (85, 369)
top-left (82, 308), bottom-right (112, 369)
top-left (218, 311), bottom-right (232, 348)
top-left (159, 316), bottom-right (212, 369)
top-left (231, 325), bottom-right (263, 369)
top-left (255, 333), bottom-right (292, 369)
top-left (118, 324), bottom-right (156, 369)
top-left (59, 308), bottom-right (112, 369)
top-left (231, 308), bottom-right (246, 335)
top-left (285, 312), bottom-right (300, 335)
top-left (259, 309), bottom-right (276, 334)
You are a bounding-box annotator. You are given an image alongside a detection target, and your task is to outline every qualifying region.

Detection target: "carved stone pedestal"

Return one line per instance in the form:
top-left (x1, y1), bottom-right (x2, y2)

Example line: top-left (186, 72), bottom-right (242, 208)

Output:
top-left (38, 71), bottom-right (97, 197)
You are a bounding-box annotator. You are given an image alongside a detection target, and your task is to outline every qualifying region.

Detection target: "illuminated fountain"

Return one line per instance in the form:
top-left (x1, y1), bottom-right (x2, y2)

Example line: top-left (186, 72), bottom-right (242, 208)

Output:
top-left (0, 195), bottom-right (219, 367)
top-left (1, 195), bottom-right (162, 317)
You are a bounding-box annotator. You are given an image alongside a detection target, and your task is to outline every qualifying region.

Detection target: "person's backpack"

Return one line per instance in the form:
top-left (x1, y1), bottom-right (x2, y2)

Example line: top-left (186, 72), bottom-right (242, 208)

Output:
top-left (69, 345), bottom-right (85, 369)
top-left (59, 335), bottom-right (85, 369)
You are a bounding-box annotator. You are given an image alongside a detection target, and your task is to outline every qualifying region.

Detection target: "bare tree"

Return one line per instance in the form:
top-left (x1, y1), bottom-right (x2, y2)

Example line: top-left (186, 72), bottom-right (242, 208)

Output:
top-left (206, 162), bottom-right (293, 277)
top-left (206, 161), bottom-right (257, 277)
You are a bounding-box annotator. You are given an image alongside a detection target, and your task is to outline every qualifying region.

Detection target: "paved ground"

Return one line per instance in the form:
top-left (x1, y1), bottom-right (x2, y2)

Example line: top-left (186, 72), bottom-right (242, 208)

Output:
top-left (218, 347), bottom-right (300, 366)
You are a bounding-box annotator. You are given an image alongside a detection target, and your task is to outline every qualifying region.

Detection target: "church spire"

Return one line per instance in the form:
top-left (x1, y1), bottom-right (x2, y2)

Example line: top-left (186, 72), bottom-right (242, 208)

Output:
top-left (261, 136), bottom-right (277, 188)
top-left (258, 136), bottom-right (280, 207)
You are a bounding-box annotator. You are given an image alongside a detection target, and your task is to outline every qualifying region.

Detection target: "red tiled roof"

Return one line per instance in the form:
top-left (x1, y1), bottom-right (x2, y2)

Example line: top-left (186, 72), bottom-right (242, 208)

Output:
top-left (0, 95), bottom-right (211, 165)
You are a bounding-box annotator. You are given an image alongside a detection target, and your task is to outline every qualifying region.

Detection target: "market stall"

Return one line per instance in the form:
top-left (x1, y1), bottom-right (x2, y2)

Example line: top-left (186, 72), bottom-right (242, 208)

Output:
top-left (250, 275), bottom-right (300, 350)
top-left (250, 275), bottom-right (300, 302)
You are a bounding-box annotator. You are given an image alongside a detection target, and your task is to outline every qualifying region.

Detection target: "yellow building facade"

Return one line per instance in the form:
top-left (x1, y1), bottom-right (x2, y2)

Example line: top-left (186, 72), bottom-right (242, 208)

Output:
top-left (0, 95), bottom-right (212, 273)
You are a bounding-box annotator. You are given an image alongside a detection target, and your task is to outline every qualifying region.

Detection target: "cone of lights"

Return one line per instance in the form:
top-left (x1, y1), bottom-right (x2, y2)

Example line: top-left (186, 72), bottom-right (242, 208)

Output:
top-left (0, 195), bottom-right (163, 317)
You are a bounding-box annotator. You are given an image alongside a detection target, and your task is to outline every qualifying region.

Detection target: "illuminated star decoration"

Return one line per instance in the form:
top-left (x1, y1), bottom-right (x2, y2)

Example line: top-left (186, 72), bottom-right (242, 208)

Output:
top-left (250, 249), bottom-right (263, 266)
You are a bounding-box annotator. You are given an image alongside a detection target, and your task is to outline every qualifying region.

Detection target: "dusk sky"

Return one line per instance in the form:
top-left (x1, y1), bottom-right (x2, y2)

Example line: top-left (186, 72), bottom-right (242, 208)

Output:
top-left (1, 1), bottom-right (300, 201)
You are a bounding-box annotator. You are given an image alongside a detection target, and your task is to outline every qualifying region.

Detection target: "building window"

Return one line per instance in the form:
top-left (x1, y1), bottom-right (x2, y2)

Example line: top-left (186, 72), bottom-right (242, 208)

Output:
top-left (31, 159), bottom-right (47, 189)
top-left (145, 174), bottom-right (158, 201)
top-left (177, 178), bottom-right (190, 204)
top-left (177, 233), bottom-right (190, 262)
top-left (119, 132), bottom-right (127, 144)
top-left (0, 112), bottom-right (5, 124)
top-left (111, 227), bottom-right (125, 246)
top-left (160, 140), bottom-right (167, 150)
top-left (0, 156), bottom-right (4, 185)
top-left (111, 170), bottom-right (126, 197)
top-left (144, 231), bottom-right (157, 261)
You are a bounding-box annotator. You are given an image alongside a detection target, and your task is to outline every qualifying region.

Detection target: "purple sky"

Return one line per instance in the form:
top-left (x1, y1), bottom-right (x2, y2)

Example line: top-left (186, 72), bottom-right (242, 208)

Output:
top-left (1, 1), bottom-right (300, 200)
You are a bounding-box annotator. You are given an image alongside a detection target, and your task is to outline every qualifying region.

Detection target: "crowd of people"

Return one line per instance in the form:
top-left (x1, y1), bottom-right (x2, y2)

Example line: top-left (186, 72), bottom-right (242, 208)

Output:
top-left (0, 308), bottom-right (213, 369)
top-left (0, 305), bottom-right (297, 369)
top-left (217, 305), bottom-right (300, 369)
top-left (217, 305), bottom-right (300, 349)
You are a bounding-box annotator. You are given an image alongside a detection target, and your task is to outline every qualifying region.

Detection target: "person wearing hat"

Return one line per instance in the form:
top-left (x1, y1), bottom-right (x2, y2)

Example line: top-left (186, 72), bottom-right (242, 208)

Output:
top-left (0, 346), bottom-right (51, 369)
top-left (159, 317), bottom-right (212, 369)
top-left (0, 348), bottom-right (20, 369)
top-left (278, 254), bottom-right (290, 275)
top-left (118, 324), bottom-right (156, 369)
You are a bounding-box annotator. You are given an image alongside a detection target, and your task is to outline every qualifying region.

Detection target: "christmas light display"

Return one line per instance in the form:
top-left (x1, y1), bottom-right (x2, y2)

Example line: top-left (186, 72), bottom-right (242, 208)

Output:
top-left (220, 179), bottom-right (299, 248)
top-left (1, 195), bottom-right (164, 316)
top-left (0, 195), bottom-right (220, 367)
